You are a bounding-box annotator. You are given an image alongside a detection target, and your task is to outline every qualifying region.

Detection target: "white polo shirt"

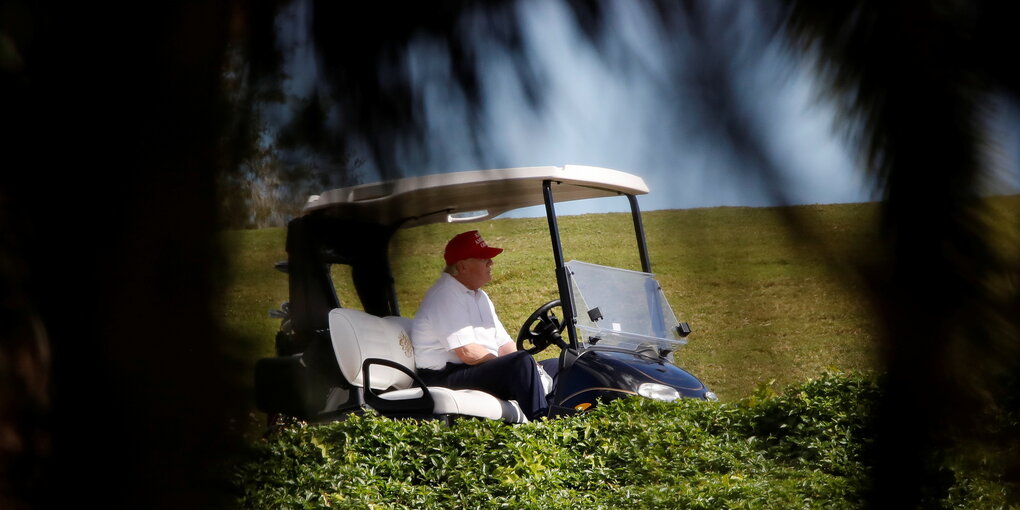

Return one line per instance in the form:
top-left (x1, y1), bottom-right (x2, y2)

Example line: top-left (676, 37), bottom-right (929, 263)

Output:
top-left (411, 272), bottom-right (513, 370)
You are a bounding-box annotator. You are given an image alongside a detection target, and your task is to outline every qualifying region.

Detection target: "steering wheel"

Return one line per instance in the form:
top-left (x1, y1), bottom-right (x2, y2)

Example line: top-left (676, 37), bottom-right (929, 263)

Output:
top-left (516, 299), bottom-right (569, 355)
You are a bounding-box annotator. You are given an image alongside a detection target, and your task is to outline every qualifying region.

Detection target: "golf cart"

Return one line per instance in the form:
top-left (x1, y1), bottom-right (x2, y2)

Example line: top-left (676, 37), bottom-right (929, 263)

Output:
top-left (254, 165), bottom-right (716, 424)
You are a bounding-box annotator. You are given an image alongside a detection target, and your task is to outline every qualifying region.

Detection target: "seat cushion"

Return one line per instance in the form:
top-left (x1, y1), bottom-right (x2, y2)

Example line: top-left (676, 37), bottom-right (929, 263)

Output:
top-left (377, 387), bottom-right (528, 423)
top-left (329, 308), bottom-right (416, 390)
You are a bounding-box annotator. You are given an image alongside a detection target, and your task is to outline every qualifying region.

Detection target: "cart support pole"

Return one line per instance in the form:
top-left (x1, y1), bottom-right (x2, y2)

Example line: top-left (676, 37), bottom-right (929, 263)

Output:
top-left (628, 194), bottom-right (652, 273)
top-left (543, 180), bottom-right (578, 349)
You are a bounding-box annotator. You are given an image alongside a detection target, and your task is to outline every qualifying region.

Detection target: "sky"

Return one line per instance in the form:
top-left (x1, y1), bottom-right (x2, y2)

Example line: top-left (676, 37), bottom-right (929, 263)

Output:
top-left (475, 0), bottom-right (873, 218)
top-left (390, 0), bottom-right (875, 219)
top-left (276, 0), bottom-right (1019, 220)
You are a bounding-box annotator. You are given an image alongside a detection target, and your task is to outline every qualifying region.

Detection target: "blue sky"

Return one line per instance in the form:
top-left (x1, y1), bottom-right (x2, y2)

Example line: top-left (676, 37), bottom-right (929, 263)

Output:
top-left (388, 0), bottom-right (876, 218)
top-left (476, 1), bottom-right (873, 218)
top-left (276, 0), bottom-right (1019, 219)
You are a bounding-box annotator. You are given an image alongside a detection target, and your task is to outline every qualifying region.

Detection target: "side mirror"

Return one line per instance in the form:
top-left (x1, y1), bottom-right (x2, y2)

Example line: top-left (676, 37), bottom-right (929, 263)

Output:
top-left (676, 322), bottom-right (692, 338)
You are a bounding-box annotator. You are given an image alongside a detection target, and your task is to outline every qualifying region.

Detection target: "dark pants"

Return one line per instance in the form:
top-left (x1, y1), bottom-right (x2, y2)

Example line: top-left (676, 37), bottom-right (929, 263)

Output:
top-left (418, 351), bottom-right (548, 421)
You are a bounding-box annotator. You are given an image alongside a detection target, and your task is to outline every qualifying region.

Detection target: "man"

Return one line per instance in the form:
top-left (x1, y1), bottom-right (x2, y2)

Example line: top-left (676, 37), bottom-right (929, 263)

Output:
top-left (411, 230), bottom-right (548, 421)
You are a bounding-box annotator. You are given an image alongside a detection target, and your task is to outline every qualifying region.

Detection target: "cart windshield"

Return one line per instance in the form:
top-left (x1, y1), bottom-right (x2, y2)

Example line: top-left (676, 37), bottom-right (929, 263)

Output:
top-left (566, 260), bottom-right (687, 353)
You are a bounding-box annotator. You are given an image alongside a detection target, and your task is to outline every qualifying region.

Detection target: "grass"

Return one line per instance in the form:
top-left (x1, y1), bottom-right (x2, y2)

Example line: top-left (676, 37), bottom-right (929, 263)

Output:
top-left (235, 372), bottom-right (897, 509)
top-left (224, 196), bottom-right (1020, 508)
top-left (220, 200), bottom-right (887, 404)
top-left (233, 369), bottom-right (1015, 508)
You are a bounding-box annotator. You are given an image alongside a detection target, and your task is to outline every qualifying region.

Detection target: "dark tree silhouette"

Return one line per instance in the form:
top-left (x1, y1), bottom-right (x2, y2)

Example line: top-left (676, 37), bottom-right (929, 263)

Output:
top-left (779, 1), bottom-right (1020, 505)
top-left (1, 2), bottom-right (243, 508)
top-left (2, 0), bottom-right (1018, 508)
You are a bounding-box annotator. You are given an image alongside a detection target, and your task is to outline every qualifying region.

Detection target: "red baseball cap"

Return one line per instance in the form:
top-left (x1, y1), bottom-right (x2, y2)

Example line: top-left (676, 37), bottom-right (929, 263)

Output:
top-left (444, 230), bottom-right (503, 265)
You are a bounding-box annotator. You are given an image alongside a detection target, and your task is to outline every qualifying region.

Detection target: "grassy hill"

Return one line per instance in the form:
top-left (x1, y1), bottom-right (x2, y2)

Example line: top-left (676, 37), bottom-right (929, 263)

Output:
top-left (226, 197), bottom-right (1020, 508)
top-left (220, 201), bottom-right (884, 402)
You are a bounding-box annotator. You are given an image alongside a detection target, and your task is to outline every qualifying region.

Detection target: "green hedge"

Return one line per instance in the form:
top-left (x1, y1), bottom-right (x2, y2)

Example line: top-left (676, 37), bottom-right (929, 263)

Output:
top-left (233, 372), bottom-right (1006, 509)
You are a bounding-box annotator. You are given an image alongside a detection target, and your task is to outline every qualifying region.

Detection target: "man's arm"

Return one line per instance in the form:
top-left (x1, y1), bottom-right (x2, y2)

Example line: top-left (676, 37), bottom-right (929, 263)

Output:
top-left (453, 344), bottom-right (496, 365)
top-left (497, 342), bottom-right (517, 356)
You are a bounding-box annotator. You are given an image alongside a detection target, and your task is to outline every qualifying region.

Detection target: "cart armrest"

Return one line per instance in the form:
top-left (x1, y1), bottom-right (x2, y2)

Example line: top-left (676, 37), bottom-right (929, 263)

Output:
top-left (361, 358), bottom-right (434, 414)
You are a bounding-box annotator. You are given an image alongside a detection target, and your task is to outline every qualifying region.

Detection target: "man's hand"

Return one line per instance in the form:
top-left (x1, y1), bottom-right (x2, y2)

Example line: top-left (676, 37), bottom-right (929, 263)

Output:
top-left (453, 344), bottom-right (496, 365)
top-left (497, 342), bottom-right (517, 356)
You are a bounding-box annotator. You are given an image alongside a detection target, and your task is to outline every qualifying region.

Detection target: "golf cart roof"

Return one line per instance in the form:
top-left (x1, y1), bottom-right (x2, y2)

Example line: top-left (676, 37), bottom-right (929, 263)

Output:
top-left (303, 165), bottom-right (649, 228)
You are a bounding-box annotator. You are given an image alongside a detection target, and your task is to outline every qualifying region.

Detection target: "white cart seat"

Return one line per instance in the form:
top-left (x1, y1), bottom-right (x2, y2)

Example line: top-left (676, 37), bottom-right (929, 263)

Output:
top-left (328, 308), bottom-right (527, 423)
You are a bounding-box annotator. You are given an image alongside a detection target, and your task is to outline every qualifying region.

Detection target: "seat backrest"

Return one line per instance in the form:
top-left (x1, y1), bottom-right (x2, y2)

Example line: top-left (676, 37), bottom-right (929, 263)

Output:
top-left (328, 308), bottom-right (416, 390)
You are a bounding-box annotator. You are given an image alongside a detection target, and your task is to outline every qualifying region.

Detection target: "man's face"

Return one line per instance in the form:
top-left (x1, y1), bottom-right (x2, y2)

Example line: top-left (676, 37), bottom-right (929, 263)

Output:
top-left (456, 257), bottom-right (493, 290)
